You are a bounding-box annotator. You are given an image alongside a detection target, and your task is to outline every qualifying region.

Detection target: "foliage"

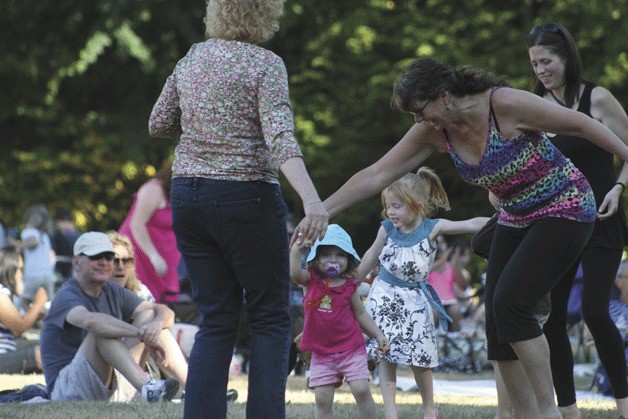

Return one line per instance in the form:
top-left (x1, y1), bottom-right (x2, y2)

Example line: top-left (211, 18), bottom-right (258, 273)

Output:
top-left (1, 1), bottom-right (626, 265)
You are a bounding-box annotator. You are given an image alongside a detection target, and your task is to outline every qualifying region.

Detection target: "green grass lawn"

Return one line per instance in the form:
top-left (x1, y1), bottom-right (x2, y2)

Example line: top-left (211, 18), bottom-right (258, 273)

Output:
top-left (0, 371), bottom-right (616, 418)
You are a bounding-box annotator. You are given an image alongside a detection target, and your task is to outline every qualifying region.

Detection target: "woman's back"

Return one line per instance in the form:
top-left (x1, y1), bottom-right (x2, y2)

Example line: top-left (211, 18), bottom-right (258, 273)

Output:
top-left (150, 39), bottom-right (301, 183)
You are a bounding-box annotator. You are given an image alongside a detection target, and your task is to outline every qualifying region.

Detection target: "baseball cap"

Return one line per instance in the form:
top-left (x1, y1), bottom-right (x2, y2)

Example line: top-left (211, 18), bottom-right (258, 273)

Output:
top-left (73, 232), bottom-right (115, 256)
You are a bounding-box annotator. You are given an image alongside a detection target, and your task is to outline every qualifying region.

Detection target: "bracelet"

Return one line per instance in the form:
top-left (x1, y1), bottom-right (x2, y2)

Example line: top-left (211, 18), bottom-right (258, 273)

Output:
top-left (614, 182), bottom-right (626, 192)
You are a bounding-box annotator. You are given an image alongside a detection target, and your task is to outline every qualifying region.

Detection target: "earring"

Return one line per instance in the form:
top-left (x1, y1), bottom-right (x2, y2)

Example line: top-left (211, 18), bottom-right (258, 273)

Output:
top-left (445, 106), bottom-right (450, 110)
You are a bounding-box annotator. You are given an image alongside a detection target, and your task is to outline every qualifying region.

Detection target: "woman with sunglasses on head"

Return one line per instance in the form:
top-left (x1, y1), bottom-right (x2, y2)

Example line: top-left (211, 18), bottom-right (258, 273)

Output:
top-left (323, 57), bottom-right (628, 418)
top-left (527, 22), bottom-right (628, 418)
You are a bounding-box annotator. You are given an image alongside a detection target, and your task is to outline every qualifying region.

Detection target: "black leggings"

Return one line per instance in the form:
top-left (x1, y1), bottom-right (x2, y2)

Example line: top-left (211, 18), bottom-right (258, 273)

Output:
top-left (544, 246), bottom-right (627, 406)
top-left (484, 218), bottom-right (593, 360)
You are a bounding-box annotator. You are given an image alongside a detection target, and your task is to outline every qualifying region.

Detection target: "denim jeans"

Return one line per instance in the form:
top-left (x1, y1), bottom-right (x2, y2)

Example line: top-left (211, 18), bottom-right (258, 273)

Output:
top-left (171, 177), bottom-right (291, 419)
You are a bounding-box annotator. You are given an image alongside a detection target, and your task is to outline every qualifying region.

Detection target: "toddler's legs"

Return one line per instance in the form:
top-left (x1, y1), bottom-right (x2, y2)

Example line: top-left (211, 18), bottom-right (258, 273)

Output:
top-left (347, 379), bottom-right (377, 419)
top-left (378, 360), bottom-right (398, 418)
top-left (411, 366), bottom-right (438, 418)
top-left (313, 384), bottom-right (335, 419)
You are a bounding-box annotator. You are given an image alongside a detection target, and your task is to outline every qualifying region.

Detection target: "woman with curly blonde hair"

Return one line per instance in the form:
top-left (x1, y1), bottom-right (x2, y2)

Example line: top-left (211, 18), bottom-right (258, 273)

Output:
top-left (149, 1), bottom-right (328, 417)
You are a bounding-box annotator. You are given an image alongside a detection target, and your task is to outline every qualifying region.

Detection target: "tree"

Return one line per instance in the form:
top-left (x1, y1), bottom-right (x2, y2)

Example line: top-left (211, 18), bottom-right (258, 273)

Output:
top-left (1, 0), bottom-right (626, 260)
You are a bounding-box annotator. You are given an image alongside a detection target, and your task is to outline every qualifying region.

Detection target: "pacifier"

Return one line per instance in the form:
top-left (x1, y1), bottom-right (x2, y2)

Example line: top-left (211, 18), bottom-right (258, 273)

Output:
top-left (325, 262), bottom-right (341, 278)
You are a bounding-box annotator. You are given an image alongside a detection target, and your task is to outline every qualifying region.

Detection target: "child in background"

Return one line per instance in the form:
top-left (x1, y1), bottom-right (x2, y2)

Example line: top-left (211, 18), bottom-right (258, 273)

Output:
top-left (357, 167), bottom-right (488, 419)
top-left (290, 224), bottom-right (389, 419)
top-left (19, 205), bottom-right (55, 310)
top-left (427, 237), bottom-right (464, 332)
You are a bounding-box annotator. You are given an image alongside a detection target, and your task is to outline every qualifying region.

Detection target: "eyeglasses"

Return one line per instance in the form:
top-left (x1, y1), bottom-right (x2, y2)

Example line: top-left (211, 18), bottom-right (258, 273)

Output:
top-left (83, 253), bottom-right (115, 262)
top-left (529, 23), bottom-right (562, 37)
top-left (113, 257), bottom-right (134, 265)
top-left (412, 100), bottom-right (430, 119)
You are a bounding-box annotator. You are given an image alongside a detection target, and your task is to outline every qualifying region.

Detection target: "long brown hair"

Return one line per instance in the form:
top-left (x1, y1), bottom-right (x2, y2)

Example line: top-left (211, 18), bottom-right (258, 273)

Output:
top-left (392, 58), bottom-right (509, 113)
top-left (154, 160), bottom-right (173, 199)
top-left (526, 23), bottom-right (583, 108)
top-left (0, 247), bottom-right (20, 295)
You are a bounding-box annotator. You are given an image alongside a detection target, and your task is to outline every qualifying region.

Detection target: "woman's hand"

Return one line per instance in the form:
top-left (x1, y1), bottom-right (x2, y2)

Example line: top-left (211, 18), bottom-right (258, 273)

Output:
top-left (32, 287), bottom-right (48, 309)
top-left (295, 201), bottom-right (328, 244)
top-left (597, 184), bottom-right (623, 220)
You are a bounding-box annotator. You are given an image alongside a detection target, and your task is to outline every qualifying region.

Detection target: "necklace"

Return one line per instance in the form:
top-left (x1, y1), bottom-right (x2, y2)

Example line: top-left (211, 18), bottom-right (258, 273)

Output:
top-left (548, 90), bottom-right (566, 107)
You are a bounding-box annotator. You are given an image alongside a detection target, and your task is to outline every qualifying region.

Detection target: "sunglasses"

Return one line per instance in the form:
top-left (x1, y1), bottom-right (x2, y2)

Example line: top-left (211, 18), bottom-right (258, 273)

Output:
top-left (113, 257), bottom-right (134, 265)
top-left (84, 253), bottom-right (115, 262)
top-left (529, 23), bottom-right (562, 37)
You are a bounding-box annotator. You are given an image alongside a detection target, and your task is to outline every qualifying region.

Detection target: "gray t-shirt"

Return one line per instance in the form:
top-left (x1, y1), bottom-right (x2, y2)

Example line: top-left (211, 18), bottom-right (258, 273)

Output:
top-left (40, 279), bottom-right (143, 392)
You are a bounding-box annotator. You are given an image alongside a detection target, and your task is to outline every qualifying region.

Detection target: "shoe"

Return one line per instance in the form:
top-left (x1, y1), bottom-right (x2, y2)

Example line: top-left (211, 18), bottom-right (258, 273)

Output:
top-left (226, 388), bottom-right (238, 402)
top-left (141, 378), bottom-right (180, 402)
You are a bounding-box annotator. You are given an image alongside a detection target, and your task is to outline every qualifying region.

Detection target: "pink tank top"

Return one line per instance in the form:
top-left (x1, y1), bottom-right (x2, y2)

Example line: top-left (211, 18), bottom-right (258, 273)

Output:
top-left (428, 262), bottom-right (457, 305)
top-left (299, 269), bottom-right (365, 355)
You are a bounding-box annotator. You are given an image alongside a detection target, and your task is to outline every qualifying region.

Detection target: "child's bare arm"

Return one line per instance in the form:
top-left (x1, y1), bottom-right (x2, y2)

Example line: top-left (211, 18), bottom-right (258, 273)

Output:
top-left (351, 292), bottom-right (389, 354)
top-left (289, 241), bottom-right (311, 286)
top-left (356, 226), bottom-right (387, 280)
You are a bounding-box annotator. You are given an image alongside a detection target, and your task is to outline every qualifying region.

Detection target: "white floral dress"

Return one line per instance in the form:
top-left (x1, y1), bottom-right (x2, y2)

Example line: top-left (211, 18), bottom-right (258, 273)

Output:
top-left (365, 218), bottom-right (440, 367)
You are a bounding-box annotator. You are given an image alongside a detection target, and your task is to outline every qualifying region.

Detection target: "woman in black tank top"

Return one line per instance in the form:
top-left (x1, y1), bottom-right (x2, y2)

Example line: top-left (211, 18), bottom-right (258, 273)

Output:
top-left (527, 22), bottom-right (628, 419)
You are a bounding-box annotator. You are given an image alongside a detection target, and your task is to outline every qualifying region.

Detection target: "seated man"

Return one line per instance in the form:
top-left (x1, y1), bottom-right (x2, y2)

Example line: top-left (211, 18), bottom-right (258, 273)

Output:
top-left (40, 231), bottom-right (187, 402)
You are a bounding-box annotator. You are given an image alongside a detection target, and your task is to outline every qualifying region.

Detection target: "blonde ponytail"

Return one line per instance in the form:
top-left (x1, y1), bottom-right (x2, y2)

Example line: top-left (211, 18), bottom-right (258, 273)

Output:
top-left (416, 167), bottom-right (450, 217)
top-left (381, 167), bottom-right (450, 219)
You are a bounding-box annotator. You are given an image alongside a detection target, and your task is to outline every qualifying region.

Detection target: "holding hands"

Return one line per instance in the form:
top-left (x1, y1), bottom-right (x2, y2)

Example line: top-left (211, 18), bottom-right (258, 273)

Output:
top-left (375, 334), bottom-right (390, 356)
top-left (294, 201), bottom-right (328, 245)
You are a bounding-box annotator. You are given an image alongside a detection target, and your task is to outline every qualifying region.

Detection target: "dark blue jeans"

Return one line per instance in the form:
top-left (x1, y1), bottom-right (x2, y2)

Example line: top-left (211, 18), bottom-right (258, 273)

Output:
top-left (171, 177), bottom-right (291, 419)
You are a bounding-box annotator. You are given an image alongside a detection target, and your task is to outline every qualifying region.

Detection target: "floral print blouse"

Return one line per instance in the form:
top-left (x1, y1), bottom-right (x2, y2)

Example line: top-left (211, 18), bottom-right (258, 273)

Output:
top-left (149, 39), bottom-right (303, 183)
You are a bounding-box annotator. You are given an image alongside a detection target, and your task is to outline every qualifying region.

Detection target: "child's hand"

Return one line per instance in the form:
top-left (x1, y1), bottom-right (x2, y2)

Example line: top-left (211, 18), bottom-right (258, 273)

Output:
top-left (376, 335), bottom-right (389, 355)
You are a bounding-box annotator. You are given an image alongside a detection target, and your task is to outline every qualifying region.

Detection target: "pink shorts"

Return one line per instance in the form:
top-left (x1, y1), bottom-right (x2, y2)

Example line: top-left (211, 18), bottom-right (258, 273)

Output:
top-left (308, 347), bottom-right (370, 388)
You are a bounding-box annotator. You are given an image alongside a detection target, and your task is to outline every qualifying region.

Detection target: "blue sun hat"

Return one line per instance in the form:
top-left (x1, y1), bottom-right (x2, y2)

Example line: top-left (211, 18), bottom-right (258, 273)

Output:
top-left (305, 224), bottom-right (361, 265)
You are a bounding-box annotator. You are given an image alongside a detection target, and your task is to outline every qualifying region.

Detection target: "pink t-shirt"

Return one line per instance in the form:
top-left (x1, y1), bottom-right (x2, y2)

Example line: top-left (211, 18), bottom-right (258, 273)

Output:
top-left (299, 269), bottom-right (365, 355)
top-left (428, 262), bottom-right (457, 305)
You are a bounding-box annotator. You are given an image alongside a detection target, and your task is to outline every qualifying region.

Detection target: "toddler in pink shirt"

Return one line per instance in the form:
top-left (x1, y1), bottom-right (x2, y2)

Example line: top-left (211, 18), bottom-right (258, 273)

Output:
top-left (290, 224), bottom-right (388, 419)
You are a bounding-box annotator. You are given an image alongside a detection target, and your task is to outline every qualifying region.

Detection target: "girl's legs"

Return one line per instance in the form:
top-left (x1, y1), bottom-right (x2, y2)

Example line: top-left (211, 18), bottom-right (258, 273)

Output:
top-left (486, 219), bottom-right (593, 419)
top-left (378, 360), bottom-right (398, 419)
top-left (313, 384), bottom-right (335, 419)
top-left (579, 247), bottom-right (627, 416)
top-left (347, 379), bottom-right (377, 419)
top-left (411, 366), bottom-right (438, 418)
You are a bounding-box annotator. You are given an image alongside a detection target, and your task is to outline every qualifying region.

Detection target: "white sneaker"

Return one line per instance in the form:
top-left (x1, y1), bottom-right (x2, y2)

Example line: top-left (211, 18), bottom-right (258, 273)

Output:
top-left (141, 378), bottom-right (180, 402)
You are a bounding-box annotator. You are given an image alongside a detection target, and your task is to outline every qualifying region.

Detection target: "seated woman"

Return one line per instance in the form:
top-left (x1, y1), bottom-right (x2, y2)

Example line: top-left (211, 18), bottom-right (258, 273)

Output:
top-left (0, 246), bottom-right (48, 374)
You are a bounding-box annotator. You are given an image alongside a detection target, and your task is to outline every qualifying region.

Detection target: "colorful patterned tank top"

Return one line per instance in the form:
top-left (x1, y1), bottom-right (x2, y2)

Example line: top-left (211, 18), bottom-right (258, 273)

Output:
top-left (443, 89), bottom-right (596, 227)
